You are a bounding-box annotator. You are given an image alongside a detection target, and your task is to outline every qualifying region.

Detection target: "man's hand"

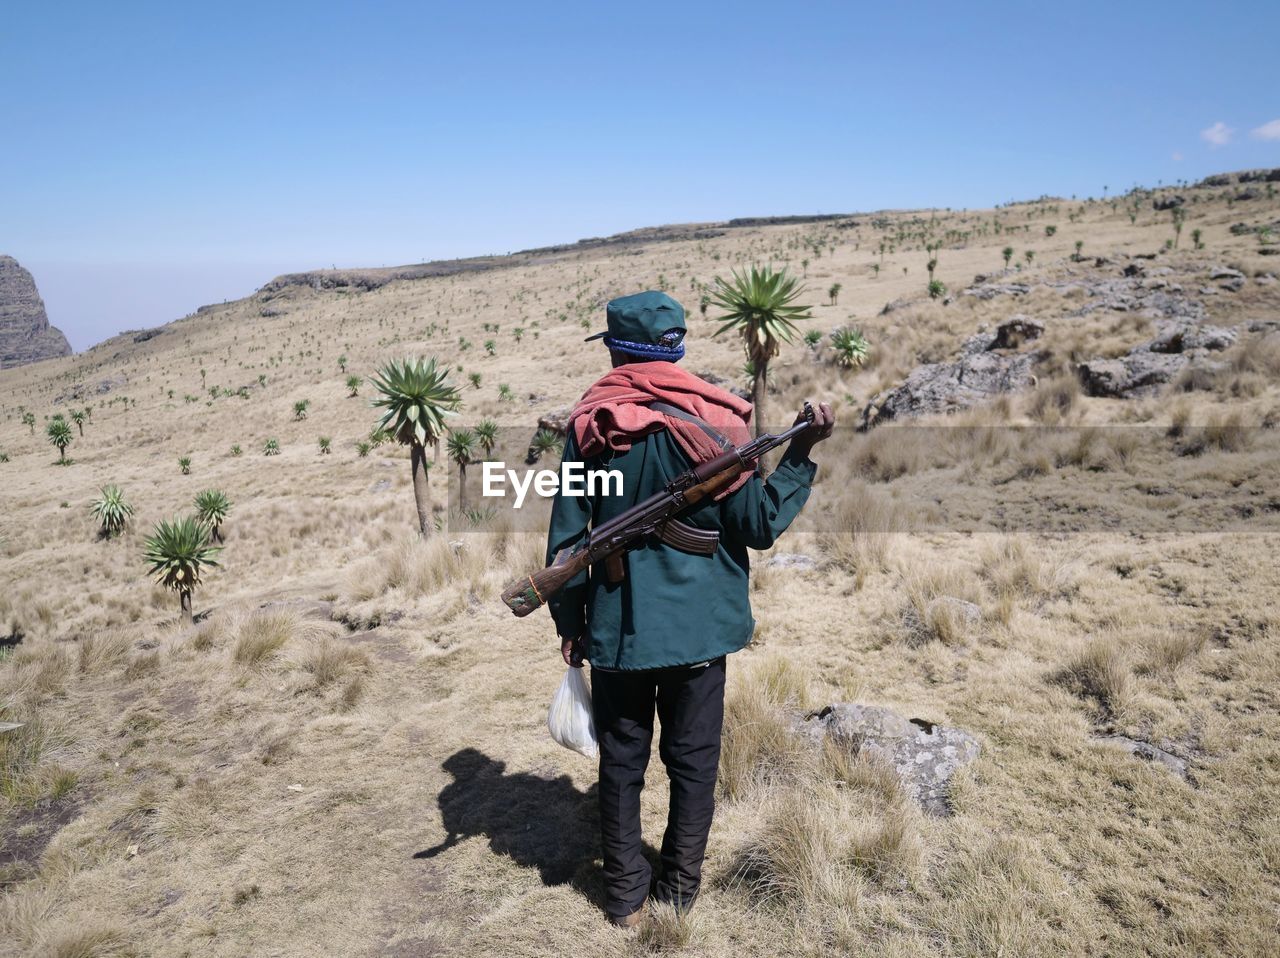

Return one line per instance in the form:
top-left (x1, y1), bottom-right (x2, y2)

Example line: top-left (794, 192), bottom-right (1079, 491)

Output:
top-left (790, 401), bottom-right (835, 457)
top-left (561, 635), bottom-right (585, 668)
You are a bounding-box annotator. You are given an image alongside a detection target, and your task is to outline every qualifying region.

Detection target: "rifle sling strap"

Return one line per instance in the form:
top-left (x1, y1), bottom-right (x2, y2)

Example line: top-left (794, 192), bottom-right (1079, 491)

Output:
top-left (647, 401), bottom-right (733, 451)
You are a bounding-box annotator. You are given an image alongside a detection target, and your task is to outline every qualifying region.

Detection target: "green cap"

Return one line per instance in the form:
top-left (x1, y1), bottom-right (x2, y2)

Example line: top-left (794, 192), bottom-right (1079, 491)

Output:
top-left (585, 291), bottom-right (687, 352)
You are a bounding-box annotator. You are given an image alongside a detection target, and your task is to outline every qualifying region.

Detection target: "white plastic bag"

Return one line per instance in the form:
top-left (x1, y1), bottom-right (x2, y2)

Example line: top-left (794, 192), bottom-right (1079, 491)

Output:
top-left (548, 666), bottom-right (598, 759)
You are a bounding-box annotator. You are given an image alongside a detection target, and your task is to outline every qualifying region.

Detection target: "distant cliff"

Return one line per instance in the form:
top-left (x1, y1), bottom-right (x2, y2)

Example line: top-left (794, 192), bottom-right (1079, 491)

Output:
top-left (0, 256), bottom-right (72, 369)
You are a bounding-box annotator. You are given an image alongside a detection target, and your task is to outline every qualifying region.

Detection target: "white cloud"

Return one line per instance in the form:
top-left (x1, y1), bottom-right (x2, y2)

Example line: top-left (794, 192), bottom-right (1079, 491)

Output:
top-left (1172, 151), bottom-right (1184, 161)
top-left (1200, 121), bottom-right (1234, 147)
top-left (1250, 119), bottom-right (1280, 141)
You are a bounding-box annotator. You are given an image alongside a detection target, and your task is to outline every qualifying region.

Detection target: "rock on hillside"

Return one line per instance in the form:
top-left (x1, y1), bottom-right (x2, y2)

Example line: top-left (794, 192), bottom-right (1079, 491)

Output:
top-left (797, 704), bottom-right (981, 816)
top-left (1197, 167), bottom-right (1280, 187)
top-left (859, 316), bottom-right (1046, 428)
top-left (1077, 319), bottom-right (1237, 398)
top-left (0, 256), bottom-right (72, 370)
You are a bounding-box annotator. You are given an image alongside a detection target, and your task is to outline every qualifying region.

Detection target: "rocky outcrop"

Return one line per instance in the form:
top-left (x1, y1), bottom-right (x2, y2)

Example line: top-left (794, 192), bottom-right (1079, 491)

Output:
top-left (797, 704), bottom-right (981, 816)
top-left (1077, 318), bottom-right (1237, 398)
top-left (961, 267), bottom-right (1210, 323)
top-left (1197, 168), bottom-right (1280, 187)
top-left (54, 375), bottom-right (127, 405)
top-left (524, 406), bottom-right (574, 464)
top-left (1076, 353), bottom-right (1190, 398)
top-left (535, 406), bottom-right (574, 437)
top-left (1145, 321), bottom-right (1237, 354)
top-left (860, 316), bottom-right (1045, 428)
top-left (1095, 734), bottom-right (1189, 780)
top-left (987, 315), bottom-right (1044, 350)
top-left (1229, 219), bottom-right (1280, 238)
top-left (0, 256), bottom-right (72, 370)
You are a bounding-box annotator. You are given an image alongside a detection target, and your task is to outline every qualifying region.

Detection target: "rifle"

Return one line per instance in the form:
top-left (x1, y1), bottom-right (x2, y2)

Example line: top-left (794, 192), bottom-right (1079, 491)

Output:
top-left (501, 403), bottom-right (814, 617)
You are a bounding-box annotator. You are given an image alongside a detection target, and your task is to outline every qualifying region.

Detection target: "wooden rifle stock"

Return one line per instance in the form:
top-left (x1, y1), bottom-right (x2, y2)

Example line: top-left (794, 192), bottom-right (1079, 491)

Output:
top-left (502, 545), bottom-right (594, 617)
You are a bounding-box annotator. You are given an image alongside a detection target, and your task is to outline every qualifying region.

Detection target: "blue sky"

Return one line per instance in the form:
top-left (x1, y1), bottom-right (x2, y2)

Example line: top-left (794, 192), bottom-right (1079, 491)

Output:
top-left (2, 1), bottom-right (1276, 350)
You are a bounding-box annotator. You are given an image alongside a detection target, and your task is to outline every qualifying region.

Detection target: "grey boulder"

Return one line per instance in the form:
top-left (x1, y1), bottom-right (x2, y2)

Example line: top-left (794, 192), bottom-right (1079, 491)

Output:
top-left (1077, 353), bottom-right (1188, 398)
top-left (798, 704), bottom-right (981, 816)
top-left (926, 596), bottom-right (982, 630)
top-left (1078, 317), bottom-right (1237, 397)
top-left (861, 348), bottom-right (1043, 427)
top-left (1144, 321), bottom-right (1237, 354)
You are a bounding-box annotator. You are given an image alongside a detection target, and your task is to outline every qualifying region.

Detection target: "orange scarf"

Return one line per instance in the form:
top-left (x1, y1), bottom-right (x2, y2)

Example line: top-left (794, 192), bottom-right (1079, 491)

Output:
top-left (568, 362), bottom-right (754, 499)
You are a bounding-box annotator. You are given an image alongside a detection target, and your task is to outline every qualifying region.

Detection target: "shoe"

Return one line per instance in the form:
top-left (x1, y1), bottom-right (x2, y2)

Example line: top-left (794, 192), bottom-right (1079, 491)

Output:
top-left (609, 908), bottom-right (647, 930)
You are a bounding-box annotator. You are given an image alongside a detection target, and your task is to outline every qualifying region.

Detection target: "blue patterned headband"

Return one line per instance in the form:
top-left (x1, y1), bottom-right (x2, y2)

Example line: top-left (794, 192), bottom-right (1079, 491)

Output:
top-left (602, 328), bottom-right (686, 362)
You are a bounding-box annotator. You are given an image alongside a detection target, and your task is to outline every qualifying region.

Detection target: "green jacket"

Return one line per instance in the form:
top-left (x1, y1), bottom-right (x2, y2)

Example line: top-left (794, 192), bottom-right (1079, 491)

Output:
top-left (545, 427), bottom-right (817, 670)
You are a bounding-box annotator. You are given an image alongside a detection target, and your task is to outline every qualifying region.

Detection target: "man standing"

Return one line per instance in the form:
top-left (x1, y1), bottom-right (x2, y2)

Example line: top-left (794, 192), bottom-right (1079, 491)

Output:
top-left (546, 290), bottom-right (833, 928)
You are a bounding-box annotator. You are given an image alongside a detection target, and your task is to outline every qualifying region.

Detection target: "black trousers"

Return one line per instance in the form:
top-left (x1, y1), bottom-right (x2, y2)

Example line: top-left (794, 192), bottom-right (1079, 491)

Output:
top-left (590, 657), bottom-right (726, 919)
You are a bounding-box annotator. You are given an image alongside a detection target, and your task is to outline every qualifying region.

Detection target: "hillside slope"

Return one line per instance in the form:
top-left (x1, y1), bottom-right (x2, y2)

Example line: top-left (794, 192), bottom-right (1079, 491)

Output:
top-left (1, 174), bottom-right (1279, 957)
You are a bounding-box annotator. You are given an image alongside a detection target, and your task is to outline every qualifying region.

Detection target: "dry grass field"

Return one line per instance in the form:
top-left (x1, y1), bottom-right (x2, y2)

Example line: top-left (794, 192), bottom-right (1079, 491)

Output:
top-left (2, 173), bottom-right (1279, 957)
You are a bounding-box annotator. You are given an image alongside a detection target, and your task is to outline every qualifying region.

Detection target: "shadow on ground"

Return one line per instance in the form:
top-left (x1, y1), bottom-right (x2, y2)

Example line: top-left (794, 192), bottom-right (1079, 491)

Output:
top-left (414, 747), bottom-right (658, 912)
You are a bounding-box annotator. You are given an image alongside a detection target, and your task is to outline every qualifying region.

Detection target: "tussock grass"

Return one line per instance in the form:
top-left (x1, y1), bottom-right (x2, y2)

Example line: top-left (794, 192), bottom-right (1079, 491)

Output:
top-left (979, 535), bottom-right (1076, 609)
top-left (0, 716), bottom-right (74, 804)
top-left (36, 923), bottom-right (128, 958)
top-left (724, 662), bottom-right (925, 920)
top-left (1056, 427), bottom-right (1098, 469)
top-left (1054, 633), bottom-right (1133, 719)
top-left (189, 617), bottom-right (225, 652)
top-left (634, 901), bottom-right (701, 952)
top-left (1204, 411), bottom-right (1250, 453)
top-left (0, 892), bottom-right (129, 958)
top-left (233, 614), bottom-right (293, 666)
top-left (1175, 410), bottom-right (1252, 456)
top-left (76, 631), bottom-right (131, 674)
top-left (821, 739), bottom-right (904, 806)
top-left (1167, 401), bottom-right (1192, 438)
top-left (1139, 631), bottom-right (1207, 675)
top-left (846, 801), bottom-right (923, 884)
top-left (152, 776), bottom-right (221, 841)
top-left (731, 794), bottom-right (855, 906)
top-left (343, 533), bottom-right (507, 604)
top-left (900, 563), bottom-right (979, 646)
top-left (847, 428), bottom-right (928, 481)
top-left (1026, 373), bottom-right (1081, 424)
top-left (749, 656), bottom-right (811, 712)
top-left (231, 609), bottom-right (328, 667)
top-left (1231, 331), bottom-right (1280, 377)
top-left (1174, 333), bottom-right (1280, 398)
top-left (122, 650), bottom-right (160, 681)
top-left (928, 831), bottom-right (1080, 956)
top-left (259, 731), bottom-right (296, 766)
top-left (1099, 428), bottom-right (1142, 470)
top-left (718, 658), bottom-right (812, 802)
top-left (301, 638), bottom-right (370, 688)
top-left (818, 480), bottom-right (906, 577)
top-left (1, 642), bottom-right (72, 709)
top-left (338, 674), bottom-right (366, 711)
